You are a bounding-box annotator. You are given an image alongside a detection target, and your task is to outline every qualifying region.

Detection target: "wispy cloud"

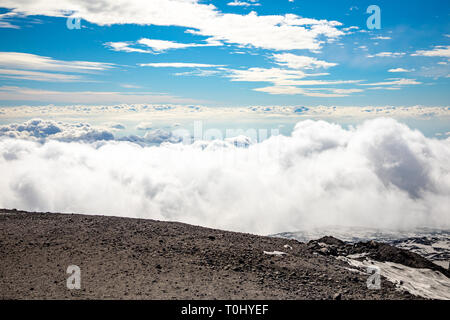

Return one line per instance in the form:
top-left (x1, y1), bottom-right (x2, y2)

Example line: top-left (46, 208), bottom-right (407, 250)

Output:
top-left (367, 52), bottom-right (406, 58)
top-left (272, 53), bottom-right (337, 70)
top-left (411, 45), bottom-right (450, 58)
top-left (139, 62), bottom-right (225, 68)
top-left (388, 68), bottom-right (412, 73)
top-left (371, 36), bottom-right (391, 40)
top-left (0, 52), bottom-right (114, 83)
top-left (0, 0), bottom-right (346, 51)
top-left (360, 78), bottom-right (421, 86)
top-left (227, 1), bottom-right (261, 7)
top-left (0, 69), bottom-right (83, 82)
top-left (106, 38), bottom-right (219, 54)
top-left (0, 52), bottom-right (114, 72)
top-left (253, 86), bottom-right (362, 96)
top-left (0, 86), bottom-right (203, 104)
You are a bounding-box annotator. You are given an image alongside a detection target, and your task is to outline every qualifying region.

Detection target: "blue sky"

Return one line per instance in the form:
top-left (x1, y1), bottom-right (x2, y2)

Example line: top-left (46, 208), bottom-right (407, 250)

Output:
top-left (0, 0), bottom-right (449, 107)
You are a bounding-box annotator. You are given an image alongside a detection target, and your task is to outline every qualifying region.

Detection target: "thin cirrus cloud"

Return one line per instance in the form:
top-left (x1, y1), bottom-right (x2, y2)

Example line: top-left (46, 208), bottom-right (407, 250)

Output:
top-left (139, 62), bottom-right (225, 68)
top-left (0, 11), bottom-right (20, 28)
top-left (224, 53), bottom-right (362, 97)
top-left (0, 68), bottom-right (84, 82)
top-left (0, 52), bottom-right (114, 72)
top-left (0, 0), bottom-right (346, 51)
top-left (367, 52), bottom-right (406, 58)
top-left (411, 45), bottom-right (450, 58)
top-left (105, 38), bottom-right (219, 54)
top-left (136, 53), bottom-right (363, 97)
top-left (227, 0), bottom-right (261, 7)
top-left (271, 53), bottom-right (337, 70)
top-left (359, 78), bottom-right (422, 86)
top-left (388, 68), bottom-right (412, 73)
top-left (0, 52), bottom-right (114, 82)
top-left (0, 86), bottom-right (204, 104)
top-left (253, 86), bottom-right (363, 96)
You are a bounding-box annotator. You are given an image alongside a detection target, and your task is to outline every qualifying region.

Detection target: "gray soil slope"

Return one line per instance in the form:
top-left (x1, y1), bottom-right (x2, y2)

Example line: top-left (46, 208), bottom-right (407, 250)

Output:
top-left (0, 209), bottom-right (419, 300)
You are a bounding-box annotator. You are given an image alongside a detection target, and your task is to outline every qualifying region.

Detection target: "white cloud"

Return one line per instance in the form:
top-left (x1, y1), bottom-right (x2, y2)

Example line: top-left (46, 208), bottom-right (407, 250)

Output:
top-left (388, 68), bottom-right (412, 73)
top-left (0, 0), bottom-right (346, 51)
top-left (0, 11), bottom-right (20, 28)
top-left (174, 69), bottom-right (222, 77)
top-left (227, 1), bottom-right (260, 7)
top-left (0, 21), bottom-right (19, 28)
top-left (0, 86), bottom-right (203, 104)
top-left (136, 122), bottom-right (153, 130)
top-left (366, 86), bottom-right (402, 91)
top-left (104, 122), bottom-right (126, 130)
top-left (120, 84), bottom-right (141, 89)
top-left (0, 118), bottom-right (449, 235)
top-left (139, 62), bottom-right (224, 68)
top-left (227, 67), bottom-right (309, 83)
top-left (0, 52), bottom-right (114, 83)
top-left (0, 68), bottom-right (84, 82)
top-left (253, 85), bottom-right (306, 95)
top-left (0, 119), bottom-right (114, 142)
top-left (360, 78), bottom-right (421, 86)
top-left (106, 38), bottom-right (218, 54)
top-left (225, 66), bottom-right (362, 96)
top-left (371, 36), bottom-right (391, 40)
top-left (253, 86), bottom-right (362, 96)
top-left (411, 46), bottom-right (450, 58)
top-left (272, 53), bottom-right (337, 70)
top-left (104, 42), bottom-right (153, 54)
top-left (0, 52), bottom-right (114, 72)
top-left (367, 52), bottom-right (406, 58)
top-left (1, 104), bottom-right (449, 121)
top-left (274, 79), bottom-right (361, 86)
top-left (138, 38), bottom-right (208, 51)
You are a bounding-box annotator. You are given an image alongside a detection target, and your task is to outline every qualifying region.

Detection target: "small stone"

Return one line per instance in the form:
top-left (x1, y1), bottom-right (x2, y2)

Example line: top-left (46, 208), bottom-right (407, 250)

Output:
top-left (333, 293), bottom-right (342, 300)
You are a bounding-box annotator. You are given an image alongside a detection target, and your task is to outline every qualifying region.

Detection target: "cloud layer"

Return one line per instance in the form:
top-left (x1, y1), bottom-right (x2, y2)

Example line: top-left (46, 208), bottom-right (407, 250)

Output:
top-left (0, 118), bottom-right (449, 235)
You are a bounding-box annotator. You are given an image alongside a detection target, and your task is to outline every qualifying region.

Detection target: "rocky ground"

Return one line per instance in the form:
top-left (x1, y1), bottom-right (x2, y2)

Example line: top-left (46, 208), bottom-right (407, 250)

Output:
top-left (0, 209), bottom-right (429, 299)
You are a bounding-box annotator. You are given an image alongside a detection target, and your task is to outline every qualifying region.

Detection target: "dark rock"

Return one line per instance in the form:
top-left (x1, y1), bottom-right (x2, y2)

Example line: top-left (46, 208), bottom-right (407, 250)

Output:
top-left (333, 293), bottom-right (342, 300)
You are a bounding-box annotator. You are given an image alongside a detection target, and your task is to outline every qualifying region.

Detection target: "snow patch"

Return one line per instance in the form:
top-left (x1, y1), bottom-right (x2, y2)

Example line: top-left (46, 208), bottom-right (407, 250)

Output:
top-left (264, 251), bottom-right (287, 256)
top-left (339, 256), bottom-right (450, 300)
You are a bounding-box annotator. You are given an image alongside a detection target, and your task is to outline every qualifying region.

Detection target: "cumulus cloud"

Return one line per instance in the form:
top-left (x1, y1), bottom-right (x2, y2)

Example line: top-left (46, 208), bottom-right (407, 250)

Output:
top-left (0, 118), bottom-right (449, 235)
top-left (0, 119), bottom-right (114, 142)
top-left (119, 129), bottom-right (183, 145)
top-left (136, 122), bottom-right (153, 130)
top-left (1, 104), bottom-right (449, 120)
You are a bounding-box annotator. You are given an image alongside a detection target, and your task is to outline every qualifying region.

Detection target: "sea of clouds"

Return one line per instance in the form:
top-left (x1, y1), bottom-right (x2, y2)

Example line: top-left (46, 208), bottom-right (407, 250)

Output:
top-left (0, 117), bottom-right (449, 235)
